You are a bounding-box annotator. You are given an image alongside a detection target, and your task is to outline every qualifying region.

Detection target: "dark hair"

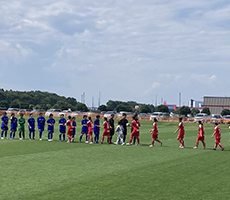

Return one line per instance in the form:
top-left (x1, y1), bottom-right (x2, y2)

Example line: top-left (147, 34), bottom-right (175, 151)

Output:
top-left (198, 121), bottom-right (203, 125)
top-left (118, 120), bottom-right (121, 125)
top-left (154, 118), bottom-right (158, 122)
top-left (39, 113), bottom-right (43, 115)
top-left (83, 115), bottom-right (87, 118)
top-left (72, 117), bottom-right (75, 120)
top-left (49, 114), bottom-right (53, 118)
top-left (104, 117), bottom-right (107, 121)
top-left (88, 116), bottom-right (92, 120)
top-left (179, 117), bottom-right (183, 121)
top-left (68, 115), bottom-right (72, 120)
top-left (122, 113), bottom-right (127, 116)
top-left (214, 123), bottom-right (218, 126)
top-left (11, 113), bottom-right (15, 116)
top-left (96, 115), bottom-right (100, 119)
top-left (30, 113), bottom-right (33, 116)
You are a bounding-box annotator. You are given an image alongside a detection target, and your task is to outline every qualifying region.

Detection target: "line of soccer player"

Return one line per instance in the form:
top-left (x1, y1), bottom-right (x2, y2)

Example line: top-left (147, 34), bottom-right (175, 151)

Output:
top-left (0, 112), bottom-right (226, 150)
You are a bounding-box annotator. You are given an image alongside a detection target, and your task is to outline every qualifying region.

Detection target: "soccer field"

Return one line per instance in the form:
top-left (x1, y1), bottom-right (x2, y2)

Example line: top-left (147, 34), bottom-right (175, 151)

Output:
top-left (0, 118), bottom-right (230, 200)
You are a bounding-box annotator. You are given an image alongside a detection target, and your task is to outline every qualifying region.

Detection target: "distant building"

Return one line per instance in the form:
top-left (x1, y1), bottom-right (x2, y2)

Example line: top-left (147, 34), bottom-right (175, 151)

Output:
top-left (189, 99), bottom-right (203, 108)
top-left (204, 96), bottom-right (230, 114)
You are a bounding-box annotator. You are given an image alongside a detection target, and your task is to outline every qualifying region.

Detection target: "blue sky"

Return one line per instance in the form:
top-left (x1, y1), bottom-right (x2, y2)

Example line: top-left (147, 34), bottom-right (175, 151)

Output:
top-left (0, 0), bottom-right (230, 107)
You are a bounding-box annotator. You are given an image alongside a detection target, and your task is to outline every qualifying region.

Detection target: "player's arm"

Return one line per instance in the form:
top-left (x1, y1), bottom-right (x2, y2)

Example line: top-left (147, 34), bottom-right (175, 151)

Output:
top-left (211, 131), bottom-right (215, 138)
top-left (174, 128), bottom-right (179, 134)
top-left (149, 129), bottom-right (153, 134)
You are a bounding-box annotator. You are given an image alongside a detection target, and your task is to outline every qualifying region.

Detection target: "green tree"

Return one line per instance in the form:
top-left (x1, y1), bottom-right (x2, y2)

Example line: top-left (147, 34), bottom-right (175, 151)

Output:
top-left (98, 105), bottom-right (107, 111)
top-left (191, 108), bottom-right (200, 116)
top-left (179, 106), bottom-right (191, 116)
top-left (221, 109), bottom-right (230, 116)
top-left (156, 105), bottom-right (169, 113)
top-left (139, 105), bottom-right (154, 113)
top-left (0, 100), bottom-right (9, 108)
top-left (202, 107), bottom-right (211, 115)
top-left (76, 103), bottom-right (89, 112)
top-left (115, 104), bottom-right (133, 112)
top-left (10, 99), bottom-right (21, 108)
top-left (20, 102), bottom-right (29, 109)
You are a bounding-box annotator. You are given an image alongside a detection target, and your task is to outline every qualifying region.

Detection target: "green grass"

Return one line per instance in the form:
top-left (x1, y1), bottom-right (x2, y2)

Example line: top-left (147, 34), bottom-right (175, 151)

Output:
top-left (0, 118), bottom-right (230, 200)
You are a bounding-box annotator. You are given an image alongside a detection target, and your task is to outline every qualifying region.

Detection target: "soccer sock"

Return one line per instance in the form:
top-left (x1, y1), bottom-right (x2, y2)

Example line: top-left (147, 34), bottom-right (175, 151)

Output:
top-left (13, 133), bottom-right (15, 139)
top-left (86, 135), bottom-right (88, 141)
top-left (214, 143), bottom-right (218, 149)
top-left (101, 136), bottom-right (104, 143)
top-left (109, 137), bottom-right (111, 144)
top-left (5, 131), bottom-right (7, 138)
top-left (196, 140), bottom-right (199, 147)
top-left (29, 131), bottom-right (31, 139)
top-left (1, 131), bottom-right (3, 137)
top-left (63, 134), bottom-right (65, 141)
top-left (133, 137), bottom-right (136, 144)
top-left (22, 131), bottom-right (25, 139)
top-left (33, 132), bottom-right (35, 139)
top-left (152, 139), bottom-right (154, 146)
top-left (10, 132), bottom-right (12, 139)
top-left (129, 137), bottom-right (132, 144)
top-left (156, 139), bottom-right (161, 144)
top-left (48, 133), bottom-right (50, 140)
top-left (137, 137), bottom-right (140, 144)
top-left (218, 143), bottom-right (223, 149)
top-left (59, 134), bottom-right (62, 141)
top-left (40, 131), bottom-right (42, 139)
top-left (202, 141), bottom-right (206, 148)
top-left (19, 131), bottom-right (21, 138)
top-left (181, 140), bottom-right (184, 147)
top-left (51, 133), bottom-right (53, 139)
top-left (80, 135), bottom-right (83, 142)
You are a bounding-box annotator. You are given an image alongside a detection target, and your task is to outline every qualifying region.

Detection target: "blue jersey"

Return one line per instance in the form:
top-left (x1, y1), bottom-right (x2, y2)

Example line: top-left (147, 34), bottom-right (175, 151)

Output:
top-left (59, 118), bottom-right (66, 133)
top-left (28, 118), bottom-right (35, 130)
top-left (47, 118), bottom-right (55, 131)
top-left (1, 116), bottom-right (8, 128)
top-left (73, 121), bottom-right (77, 134)
top-left (37, 117), bottom-right (45, 130)
top-left (11, 117), bottom-right (17, 129)
top-left (94, 119), bottom-right (100, 133)
top-left (81, 119), bottom-right (88, 134)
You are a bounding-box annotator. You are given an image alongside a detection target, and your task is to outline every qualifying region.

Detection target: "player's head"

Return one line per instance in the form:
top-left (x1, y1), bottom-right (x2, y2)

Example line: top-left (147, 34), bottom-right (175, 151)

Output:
top-left (198, 120), bottom-right (203, 125)
top-left (133, 114), bottom-right (138, 120)
top-left (30, 113), bottom-right (33, 117)
top-left (60, 114), bottom-right (64, 118)
top-left (179, 117), bottom-right (183, 122)
top-left (111, 114), bottom-right (114, 118)
top-left (39, 113), bottom-right (43, 117)
top-left (83, 115), bottom-right (87, 119)
top-left (72, 117), bottom-right (75, 121)
top-left (96, 115), bottom-right (100, 119)
top-left (3, 112), bottom-right (7, 116)
top-left (104, 117), bottom-right (107, 121)
top-left (228, 122), bottom-right (230, 126)
top-left (118, 120), bottom-right (121, 125)
top-left (154, 118), bottom-right (158, 122)
top-left (11, 113), bottom-right (15, 117)
top-left (49, 113), bottom-right (53, 118)
top-left (122, 113), bottom-right (127, 118)
top-left (88, 116), bottom-right (92, 121)
top-left (20, 112), bottom-right (24, 117)
top-left (68, 115), bottom-right (72, 120)
top-left (214, 122), bottom-right (218, 126)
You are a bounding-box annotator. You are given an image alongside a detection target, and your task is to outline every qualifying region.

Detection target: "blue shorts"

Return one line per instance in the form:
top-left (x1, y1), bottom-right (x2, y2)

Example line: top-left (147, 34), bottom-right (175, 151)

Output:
top-left (11, 127), bottom-right (17, 132)
top-left (29, 128), bottom-right (35, 132)
top-left (60, 129), bottom-right (66, 134)
top-left (1, 126), bottom-right (8, 131)
top-left (48, 130), bottom-right (54, 134)
top-left (38, 127), bottom-right (44, 132)
top-left (94, 130), bottom-right (100, 135)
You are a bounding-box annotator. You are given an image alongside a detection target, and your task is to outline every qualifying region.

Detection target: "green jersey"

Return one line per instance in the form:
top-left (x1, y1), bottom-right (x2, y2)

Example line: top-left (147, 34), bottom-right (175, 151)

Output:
top-left (18, 117), bottom-right (25, 131)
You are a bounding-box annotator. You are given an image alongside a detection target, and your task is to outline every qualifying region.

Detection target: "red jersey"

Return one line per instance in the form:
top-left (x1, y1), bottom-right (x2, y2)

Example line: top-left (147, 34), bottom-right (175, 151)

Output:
top-left (87, 120), bottom-right (94, 129)
top-left (131, 120), bottom-right (140, 132)
top-left (153, 122), bottom-right (158, 135)
top-left (66, 120), bottom-right (73, 132)
top-left (198, 124), bottom-right (205, 137)
top-left (103, 121), bottom-right (110, 133)
top-left (178, 122), bottom-right (184, 134)
top-left (214, 126), bottom-right (221, 138)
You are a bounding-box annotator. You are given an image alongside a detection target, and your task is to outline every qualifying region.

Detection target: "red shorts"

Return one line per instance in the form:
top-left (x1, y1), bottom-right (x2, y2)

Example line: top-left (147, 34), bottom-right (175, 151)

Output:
top-left (177, 133), bottom-right (184, 140)
top-left (103, 130), bottom-right (110, 136)
top-left (88, 128), bottom-right (93, 136)
top-left (197, 136), bottom-right (204, 141)
top-left (215, 137), bottom-right (221, 144)
top-left (131, 130), bottom-right (139, 137)
top-left (152, 133), bottom-right (158, 139)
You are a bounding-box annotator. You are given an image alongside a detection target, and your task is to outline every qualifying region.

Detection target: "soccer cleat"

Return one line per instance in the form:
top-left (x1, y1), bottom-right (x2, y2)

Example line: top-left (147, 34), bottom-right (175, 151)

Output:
top-left (222, 148), bottom-right (225, 151)
top-left (121, 143), bottom-right (125, 145)
top-left (180, 146), bottom-right (185, 149)
top-left (85, 141), bottom-right (89, 144)
top-left (213, 148), bottom-right (216, 150)
top-left (1, 137), bottom-right (4, 139)
top-left (160, 142), bottom-right (163, 146)
top-left (59, 140), bottom-right (62, 142)
top-left (89, 142), bottom-right (93, 144)
top-left (19, 138), bottom-right (22, 140)
top-left (149, 145), bottom-right (153, 147)
top-left (39, 139), bottom-right (42, 141)
top-left (193, 146), bottom-right (198, 149)
top-left (126, 143), bottom-right (131, 146)
top-left (136, 144), bottom-right (140, 146)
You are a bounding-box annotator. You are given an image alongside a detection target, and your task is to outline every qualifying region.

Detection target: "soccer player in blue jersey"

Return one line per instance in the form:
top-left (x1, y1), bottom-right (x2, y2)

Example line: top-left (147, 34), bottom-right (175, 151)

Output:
top-left (37, 113), bottom-right (46, 141)
top-left (1, 112), bottom-right (8, 139)
top-left (47, 114), bottom-right (55, 141)
top-left (80, 115), bottom-right (88, 142)
top-left (28, 113), bottom-right (35, 140)
top-left (94, 115), bottom-right (101, 143)
top-left (59, 114), bottom-right (66, 142)
top-left (10, 113), bottom-right (17, 140)
top-left (72, 117), bottom-right (77, 141)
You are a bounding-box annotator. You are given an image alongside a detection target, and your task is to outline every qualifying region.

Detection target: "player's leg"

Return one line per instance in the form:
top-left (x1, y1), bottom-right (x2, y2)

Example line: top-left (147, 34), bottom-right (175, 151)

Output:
top-left (39, 130), bottom-right (43, 140)
top-left (13, 130), bottom-right (15, 139)
top-left (5, 130), bottom-right (7, 139)
top-left (101, 134), bottom-right (105, 143)
top-left (22, 131), bottom-right (25, 139)
top-left (80, 133), bottom-right (83, 142)
top-left (194, 137), bottom-right (199, 148)
top-left (29, 130), bottom-right (32, 140)
top-left (63, 133), bottom-right (66, 142)
top-left (19, 131), bottom-right (22, 139)
top-left (59, 132), bottom-right (62, 142)
top-left (136, 136), bottom-right (140, 145)
top-left (10, 131), bottom-right (13, 139)
top-left (32, 131), bottom-right (35, 140)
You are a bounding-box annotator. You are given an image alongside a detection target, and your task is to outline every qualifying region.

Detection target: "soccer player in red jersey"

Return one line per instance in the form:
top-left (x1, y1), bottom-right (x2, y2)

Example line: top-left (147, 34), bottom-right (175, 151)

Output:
top-left (66, 116), bottom-right (74, 143)
top-left (149, 118), bottom-right (162, 147)
top-left (194, 121), bottom-right (206, 149)
top-left (85, 116), bottom-right (94, 144)
top-left (174, 117), bottom-right (185, 148)
top-left (212, 123), bottom-right (224, 151)
top-left (127, 114), bottom-right (140, 145)
top-left (101, 117), bottom-right (111, 144)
